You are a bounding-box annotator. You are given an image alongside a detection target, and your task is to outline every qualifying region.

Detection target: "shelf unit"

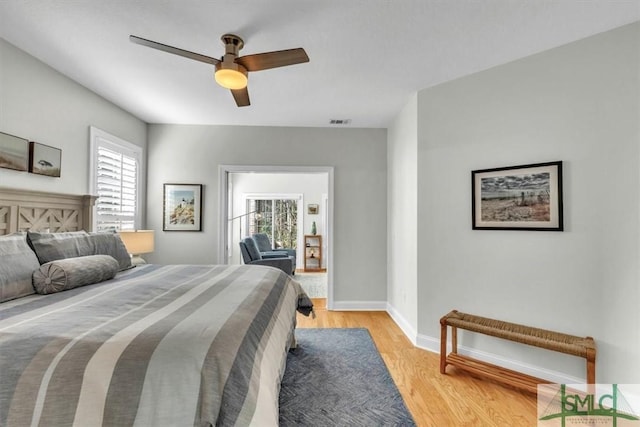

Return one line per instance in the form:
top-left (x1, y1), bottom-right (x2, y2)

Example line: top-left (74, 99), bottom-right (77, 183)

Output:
top-left (303, 234), bottom-right (322, 272)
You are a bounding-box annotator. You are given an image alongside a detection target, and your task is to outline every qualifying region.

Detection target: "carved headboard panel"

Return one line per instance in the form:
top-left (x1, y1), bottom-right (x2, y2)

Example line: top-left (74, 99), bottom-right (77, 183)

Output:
top-left (0, 188), bottom-right (97, 235)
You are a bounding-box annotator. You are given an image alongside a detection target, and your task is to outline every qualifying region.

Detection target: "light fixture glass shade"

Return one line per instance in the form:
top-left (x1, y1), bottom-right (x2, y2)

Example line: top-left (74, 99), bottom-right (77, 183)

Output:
top-left (215, 68), bottom-right (248, 90)
top-left (118, 230), bottom-right (155, 255)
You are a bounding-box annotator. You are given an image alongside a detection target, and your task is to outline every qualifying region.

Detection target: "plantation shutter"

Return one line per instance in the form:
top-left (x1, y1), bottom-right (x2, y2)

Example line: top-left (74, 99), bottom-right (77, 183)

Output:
top-left (95, 146), bottom-right (138, 231)
top-left (90, 127), bottom-right (142, 232)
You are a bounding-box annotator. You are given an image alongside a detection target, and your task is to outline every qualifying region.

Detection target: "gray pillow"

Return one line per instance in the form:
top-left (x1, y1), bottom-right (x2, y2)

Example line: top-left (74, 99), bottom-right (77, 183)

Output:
top-left (87, 233), bottom-right (132, 271)
top-left (26, 231), bottom-right (90, 264)
top-left (0, 233), bottom-right (40, 302)
top-left (27, 231), bottom-right (132, 271)
top-left (32, 255), bottom-right (119, 294)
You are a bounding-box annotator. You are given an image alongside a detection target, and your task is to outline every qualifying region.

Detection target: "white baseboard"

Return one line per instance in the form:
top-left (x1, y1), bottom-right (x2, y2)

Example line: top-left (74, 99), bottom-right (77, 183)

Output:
top-left (386, 303), bottom-right (417, 345)
top-left (331, 301), bottom-right (387, 311)
top-left (415, 332), bottom-right (584, 384)
top-left (416, 333), bottom-right (441, 353)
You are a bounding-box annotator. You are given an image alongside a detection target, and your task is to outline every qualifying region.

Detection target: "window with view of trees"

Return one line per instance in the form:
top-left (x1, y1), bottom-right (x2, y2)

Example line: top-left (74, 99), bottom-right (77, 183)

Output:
top-left (248, 199), bottom-right (297, 249)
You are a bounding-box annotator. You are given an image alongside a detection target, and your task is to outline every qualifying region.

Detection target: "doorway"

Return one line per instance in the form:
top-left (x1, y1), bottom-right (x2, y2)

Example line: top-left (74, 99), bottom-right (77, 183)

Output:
top-left (218, 165), bottom-right (334, 307)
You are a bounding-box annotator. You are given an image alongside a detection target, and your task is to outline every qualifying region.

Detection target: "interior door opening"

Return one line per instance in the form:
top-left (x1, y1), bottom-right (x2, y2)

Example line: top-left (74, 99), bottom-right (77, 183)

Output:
top-left (218, 165), bottom-right (334, 308)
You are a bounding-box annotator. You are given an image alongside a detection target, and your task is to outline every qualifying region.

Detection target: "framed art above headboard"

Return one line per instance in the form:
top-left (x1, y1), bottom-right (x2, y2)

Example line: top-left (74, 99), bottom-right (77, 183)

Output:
top-left (0, 187), bottom-right (96, 235)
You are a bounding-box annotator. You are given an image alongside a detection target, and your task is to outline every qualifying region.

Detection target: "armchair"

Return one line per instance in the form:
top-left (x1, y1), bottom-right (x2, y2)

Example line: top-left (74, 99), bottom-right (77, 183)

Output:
top-left (239, 237), bottom-right (295, 276)
top-left (252, 233), bottom-right (297, 268)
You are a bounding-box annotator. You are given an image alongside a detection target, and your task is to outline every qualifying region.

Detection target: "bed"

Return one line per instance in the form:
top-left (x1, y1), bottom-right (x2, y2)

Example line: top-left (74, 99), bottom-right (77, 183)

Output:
top-left (0, 187), bottom-right (313, 426)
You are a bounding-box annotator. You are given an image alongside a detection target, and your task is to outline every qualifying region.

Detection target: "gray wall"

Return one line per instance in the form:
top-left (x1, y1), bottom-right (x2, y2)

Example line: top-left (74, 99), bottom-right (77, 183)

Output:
top-left (0, 38), bottom-right (147, 196)
top-left (414, 22), bottom-right (639, 382)
top-left (146, 124), bottom-right (387, 304)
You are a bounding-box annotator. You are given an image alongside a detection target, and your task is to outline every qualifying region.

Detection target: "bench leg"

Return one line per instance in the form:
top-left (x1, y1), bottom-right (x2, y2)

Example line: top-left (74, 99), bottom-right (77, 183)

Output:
top-left (440, 322), bottom-right (447, 374)
top-left (587, 351), bottom-right (596, 385)
top-left (452, 326), bottom-right (458, 354)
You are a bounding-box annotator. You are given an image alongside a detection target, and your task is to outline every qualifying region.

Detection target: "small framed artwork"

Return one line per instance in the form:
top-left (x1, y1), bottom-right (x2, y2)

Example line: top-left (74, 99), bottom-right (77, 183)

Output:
top-left (472, 161), bottom-right (563, 231)
top-left (0, 131), bottom-right (29, 172)
top-left (308, 204), bottom-right (319, 215)
top-left (163, 184), bottom-right (203, 231)
top-left (29, 142), bottom-right (62, 177)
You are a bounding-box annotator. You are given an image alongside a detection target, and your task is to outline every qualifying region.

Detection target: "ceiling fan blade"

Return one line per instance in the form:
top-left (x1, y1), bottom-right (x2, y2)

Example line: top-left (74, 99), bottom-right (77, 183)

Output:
top-left (231, 87), bottom-right (250, 107)
top-left (129, 35), bottom-right (220, 66)
top-left (236, 48), bottom-right (309, 72)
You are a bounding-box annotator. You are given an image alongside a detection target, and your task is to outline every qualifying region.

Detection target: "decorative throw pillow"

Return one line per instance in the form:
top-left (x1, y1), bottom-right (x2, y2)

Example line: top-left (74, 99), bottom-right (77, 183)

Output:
top-left (27, 231), bottom-right (132, 271)
top-left (32, 255), bottom-right (119, 294)
top-left (87, 232), bottom-right (133, 271)
top-left (26, 231), bottom-right (90, 264)
top-left (0, 232), bottom-right (40, 302)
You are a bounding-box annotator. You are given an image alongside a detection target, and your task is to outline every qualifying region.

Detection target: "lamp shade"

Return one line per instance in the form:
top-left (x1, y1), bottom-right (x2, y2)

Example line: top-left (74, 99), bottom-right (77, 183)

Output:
top-left (118, 230), bottom-right (154, 255)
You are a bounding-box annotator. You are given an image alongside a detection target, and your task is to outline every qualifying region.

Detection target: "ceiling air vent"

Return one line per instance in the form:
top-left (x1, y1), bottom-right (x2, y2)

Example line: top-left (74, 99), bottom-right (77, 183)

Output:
top-left (329, 119), bottom-right (351, 125)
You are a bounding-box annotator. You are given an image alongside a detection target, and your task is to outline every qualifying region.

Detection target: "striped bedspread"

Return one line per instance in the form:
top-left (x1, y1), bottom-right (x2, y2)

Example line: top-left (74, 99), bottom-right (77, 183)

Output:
top-left (0, 264), bottom-right (312, 426)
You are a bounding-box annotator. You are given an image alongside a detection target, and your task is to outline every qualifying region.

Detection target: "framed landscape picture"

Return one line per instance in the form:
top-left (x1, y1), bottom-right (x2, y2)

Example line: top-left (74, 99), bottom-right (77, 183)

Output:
top-left (0, 131), bottom-right (29, 172)
top-left (163, 183), bottom-right (203, 231)
top-left (472, 161), bottom-right (563, 231)
top-left (29, 142), bottom-right (62, 177)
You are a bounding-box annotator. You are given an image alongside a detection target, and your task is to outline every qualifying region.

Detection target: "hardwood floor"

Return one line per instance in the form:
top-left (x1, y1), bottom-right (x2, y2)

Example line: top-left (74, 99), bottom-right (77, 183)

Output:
top-left (296, 299), bottom-right (538, 426)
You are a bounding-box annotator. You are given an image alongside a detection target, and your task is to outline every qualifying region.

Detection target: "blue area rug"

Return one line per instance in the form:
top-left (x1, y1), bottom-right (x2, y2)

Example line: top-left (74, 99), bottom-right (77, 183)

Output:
top-left (279, 328), bottom-right (416, 426)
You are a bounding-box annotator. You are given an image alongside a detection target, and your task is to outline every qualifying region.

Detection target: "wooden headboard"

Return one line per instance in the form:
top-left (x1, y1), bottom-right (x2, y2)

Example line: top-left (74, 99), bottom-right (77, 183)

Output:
top-left (0, 188), bottom-right (97, 235)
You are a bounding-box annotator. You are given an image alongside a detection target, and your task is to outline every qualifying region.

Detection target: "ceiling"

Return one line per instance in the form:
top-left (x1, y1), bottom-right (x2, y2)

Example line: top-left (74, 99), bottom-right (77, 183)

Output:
top-left (1, 1), bottom-right (638, 129)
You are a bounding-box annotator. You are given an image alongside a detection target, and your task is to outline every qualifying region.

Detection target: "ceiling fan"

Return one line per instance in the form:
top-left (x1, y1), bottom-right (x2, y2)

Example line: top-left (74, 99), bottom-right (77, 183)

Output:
top-left (130, 34), bottom-right (310, 107)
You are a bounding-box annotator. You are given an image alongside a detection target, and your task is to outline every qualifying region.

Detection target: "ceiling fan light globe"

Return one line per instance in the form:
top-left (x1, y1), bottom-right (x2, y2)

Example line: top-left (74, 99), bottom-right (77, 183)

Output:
top-left (215, 68), bottom-right (248, 90)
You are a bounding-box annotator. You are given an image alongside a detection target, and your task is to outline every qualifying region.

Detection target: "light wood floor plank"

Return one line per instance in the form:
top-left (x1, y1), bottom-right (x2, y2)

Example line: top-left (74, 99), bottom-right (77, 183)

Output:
top-left (296, 298), bottom-right (538, 426)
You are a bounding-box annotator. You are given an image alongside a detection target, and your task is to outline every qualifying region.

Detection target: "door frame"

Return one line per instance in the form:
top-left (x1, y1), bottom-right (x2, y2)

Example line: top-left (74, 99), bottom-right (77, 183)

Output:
top-left (218, 165), bottom-right (334, 308)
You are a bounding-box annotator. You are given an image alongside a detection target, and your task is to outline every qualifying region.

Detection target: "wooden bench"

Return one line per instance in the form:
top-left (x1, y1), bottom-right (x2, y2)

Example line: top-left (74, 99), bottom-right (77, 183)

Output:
top-left (440, 310), bottom-right (596, 393)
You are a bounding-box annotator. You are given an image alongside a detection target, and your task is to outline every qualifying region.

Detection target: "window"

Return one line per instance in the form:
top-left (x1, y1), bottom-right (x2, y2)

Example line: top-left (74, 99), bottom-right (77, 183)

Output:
top-left (247, 198), bottom-right (298, 249)
top-left (89, 127), bottom-right (142, 232)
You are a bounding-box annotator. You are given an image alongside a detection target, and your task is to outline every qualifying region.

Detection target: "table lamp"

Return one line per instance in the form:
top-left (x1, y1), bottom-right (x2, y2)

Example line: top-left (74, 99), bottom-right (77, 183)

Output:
top-left (118, 230), bottom-right (155, 265)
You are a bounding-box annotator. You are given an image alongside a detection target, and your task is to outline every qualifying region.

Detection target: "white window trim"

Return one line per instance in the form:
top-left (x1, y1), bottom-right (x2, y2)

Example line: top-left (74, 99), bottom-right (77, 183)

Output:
top-left (89, 126), bottom-right (143, 231)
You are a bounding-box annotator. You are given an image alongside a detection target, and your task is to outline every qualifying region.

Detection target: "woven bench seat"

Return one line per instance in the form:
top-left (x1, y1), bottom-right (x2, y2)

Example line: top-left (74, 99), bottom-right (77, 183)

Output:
top-left (440, 310), bottom-right (596, 393)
